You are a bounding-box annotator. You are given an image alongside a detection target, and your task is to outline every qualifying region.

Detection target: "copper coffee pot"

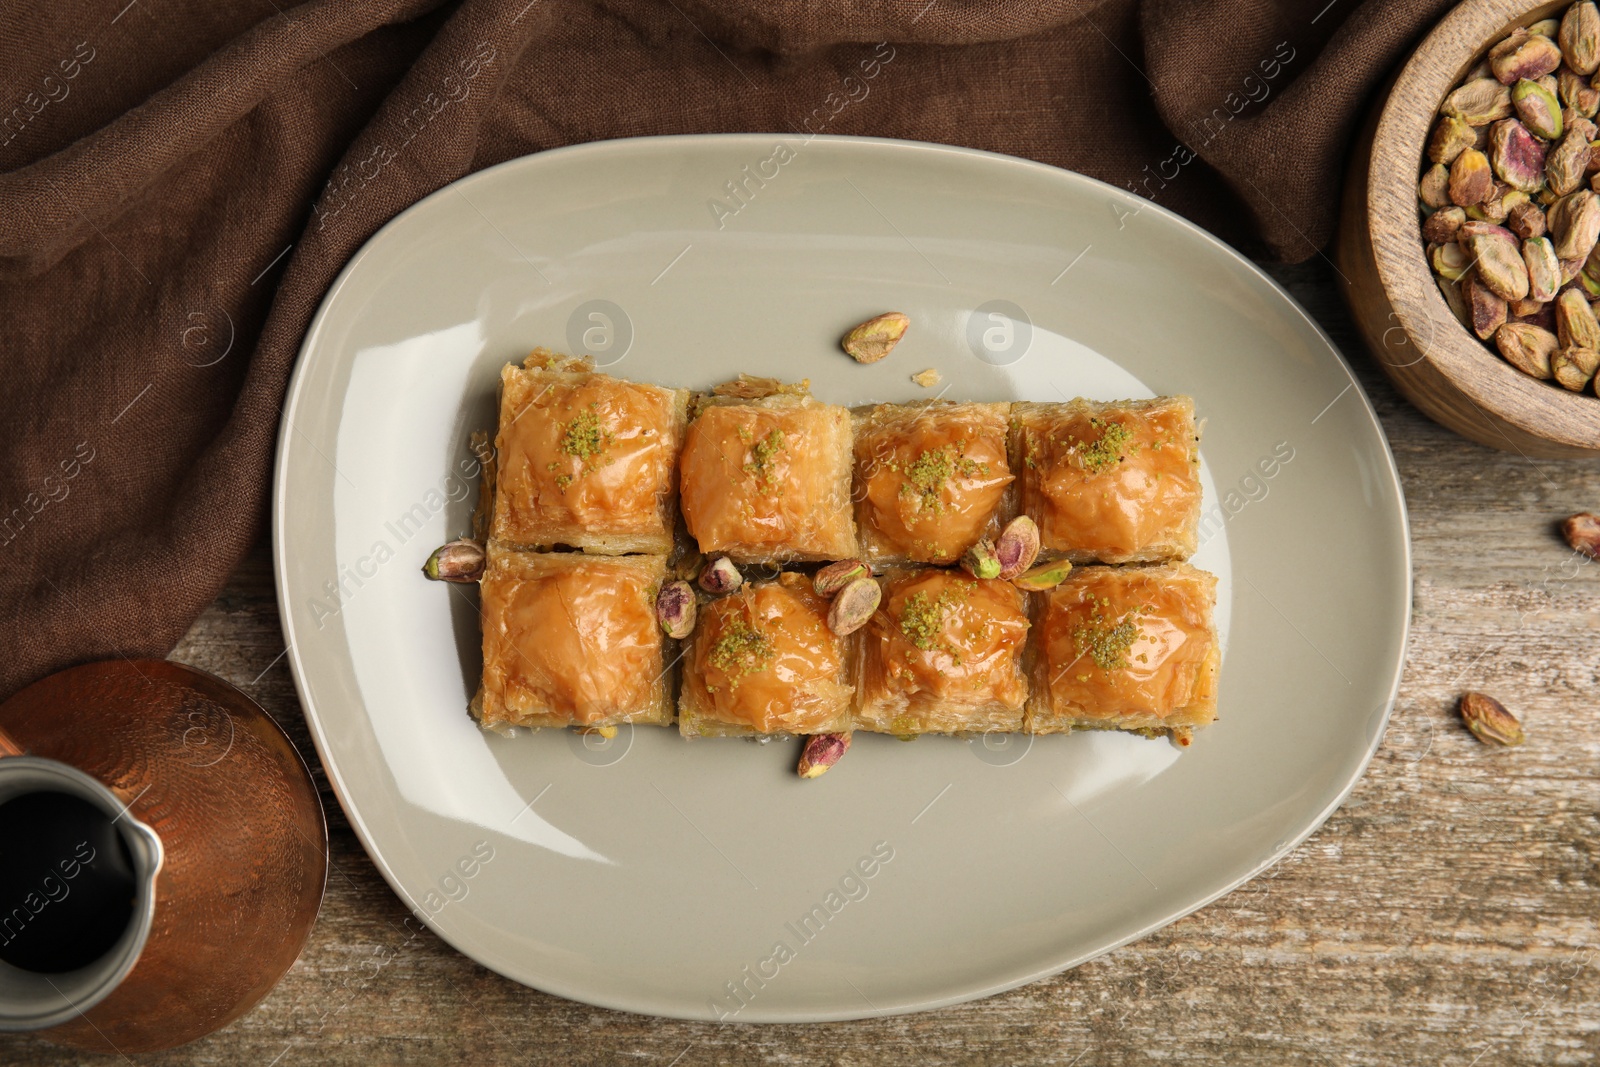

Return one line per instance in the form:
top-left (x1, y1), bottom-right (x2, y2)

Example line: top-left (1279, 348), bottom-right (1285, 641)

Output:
top-left (0, 660), bottom-right (326, 1053)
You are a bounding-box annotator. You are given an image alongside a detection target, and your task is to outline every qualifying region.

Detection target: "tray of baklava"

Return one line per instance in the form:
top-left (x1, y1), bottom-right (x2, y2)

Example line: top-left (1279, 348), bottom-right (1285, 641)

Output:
top-left (421, 349), bottom-right (1219, 779)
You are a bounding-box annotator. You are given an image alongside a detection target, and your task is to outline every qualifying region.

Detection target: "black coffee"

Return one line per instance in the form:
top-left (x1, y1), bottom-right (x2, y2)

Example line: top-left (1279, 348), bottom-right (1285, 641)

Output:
top-left (0, 790), bottom-right (137, 973)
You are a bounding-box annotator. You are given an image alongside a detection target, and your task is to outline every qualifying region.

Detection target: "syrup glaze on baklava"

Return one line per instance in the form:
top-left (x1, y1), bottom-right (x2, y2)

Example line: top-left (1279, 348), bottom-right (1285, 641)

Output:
top-left (856, 568), bottom-right (1030, 735)
top-left (853, 402), bottom-right (1013, 565)
top-left (475, 549), bottom-right (670, 730)
top-left (678, 393), bottom-right (856, 564)
top-left (1028, 562), bottom-right (1218, 741)
top-left (679, 575), bottom-right (853, 737)
top-left (491, 353), bottom-right (686, 554)
top-left (1014, 397), bottom-right (1201, 564)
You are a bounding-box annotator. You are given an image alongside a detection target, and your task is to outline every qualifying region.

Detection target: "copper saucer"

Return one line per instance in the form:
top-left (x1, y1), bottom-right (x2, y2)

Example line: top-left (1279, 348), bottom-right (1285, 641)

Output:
top-left (0, 660), bottom-right (327, 1053)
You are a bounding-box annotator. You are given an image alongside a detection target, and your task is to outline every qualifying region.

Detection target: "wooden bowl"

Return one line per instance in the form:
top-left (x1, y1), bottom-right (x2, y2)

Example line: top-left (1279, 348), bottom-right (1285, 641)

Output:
top-left (1338, 0), bottom-right (1600, 458)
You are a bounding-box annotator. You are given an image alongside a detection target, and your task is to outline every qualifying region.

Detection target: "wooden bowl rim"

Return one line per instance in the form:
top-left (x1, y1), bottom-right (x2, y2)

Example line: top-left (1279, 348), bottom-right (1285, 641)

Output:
top-left (1370, 0), bottom-right (1600, 453)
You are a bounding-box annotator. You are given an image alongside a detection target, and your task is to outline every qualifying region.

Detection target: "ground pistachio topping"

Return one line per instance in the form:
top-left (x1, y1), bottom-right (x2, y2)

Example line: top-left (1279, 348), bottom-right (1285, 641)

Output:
top-left (1069, 418), bottom-right (1138, 475)
top-left (897, 582), bottom-right (972, 662)
top-left (742, 428), bottom-right (787, 491)
top-left (707, 612), bottom-right (773, 688)
top-left (556, 403), bottom-right (617, 489)
top-left (1071, 596), bottom-right (1144, 671)
top-left (899, 442), bottom-right (987, 514)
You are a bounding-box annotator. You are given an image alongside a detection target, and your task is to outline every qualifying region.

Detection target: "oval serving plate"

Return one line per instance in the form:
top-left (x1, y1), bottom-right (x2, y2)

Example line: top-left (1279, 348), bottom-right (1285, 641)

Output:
top-left (274, 134), bottom-right (1409, 1022)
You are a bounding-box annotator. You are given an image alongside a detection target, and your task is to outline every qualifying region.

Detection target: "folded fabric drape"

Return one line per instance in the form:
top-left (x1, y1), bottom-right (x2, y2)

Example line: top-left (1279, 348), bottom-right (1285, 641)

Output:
top-left (0, 0), bottom-right (1451, 699)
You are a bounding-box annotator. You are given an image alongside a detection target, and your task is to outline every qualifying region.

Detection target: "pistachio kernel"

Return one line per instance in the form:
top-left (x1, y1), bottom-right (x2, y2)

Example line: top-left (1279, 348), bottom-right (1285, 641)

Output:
top-left (1459, 691), bottom-right (1525, 746)
top-left (826, 577), bottom-right (881, 637)
top-left (797, 732), bottom-right (852, 778)
top-left (842, 312), bottom-right (910, 364)
top-left (421, 538), bottom-right (485, 583)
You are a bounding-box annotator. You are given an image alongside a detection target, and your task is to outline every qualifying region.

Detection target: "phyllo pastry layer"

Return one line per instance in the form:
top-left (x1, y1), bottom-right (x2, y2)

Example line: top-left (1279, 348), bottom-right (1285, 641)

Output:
top-left (490, 351), bottom-right (688, 554)
top-left (679, 573), bottom-right (853, 737)
top-left (1013, 396), bottom-right (1201, 564)
top-left (1027, 562), bottom-right (1219, 741)
top-left (678, 386), bottom-right (856, 564)
top-left (856, 567), bottom-right (1030, 735)
top-left (473, 547), bottom-right (672, 730)
top-left (852, 402), bottom-right (1014, 565)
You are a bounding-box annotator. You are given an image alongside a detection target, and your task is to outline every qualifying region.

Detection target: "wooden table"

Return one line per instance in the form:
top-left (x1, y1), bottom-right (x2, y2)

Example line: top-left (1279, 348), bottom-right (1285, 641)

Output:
top-left (5, 260), bottom-right (1598, 1066)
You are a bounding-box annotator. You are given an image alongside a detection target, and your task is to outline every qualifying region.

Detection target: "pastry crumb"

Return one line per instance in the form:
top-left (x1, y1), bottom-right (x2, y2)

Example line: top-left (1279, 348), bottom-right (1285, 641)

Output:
top-left (911, 368), bottom-right (942, 388)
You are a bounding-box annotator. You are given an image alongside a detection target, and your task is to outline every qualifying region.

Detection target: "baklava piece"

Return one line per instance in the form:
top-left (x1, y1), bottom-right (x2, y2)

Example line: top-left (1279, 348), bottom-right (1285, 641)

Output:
top-left (856, 568), bottom-right (1030, 736)
top-left (680, 573), bottom-right (853, 737)
top-left (678, 382), bottom-right (856, 564)
top-left (490, 351), bottom-right (688, 554)
top-left (473, 547), bottom-right (672, 731)
top-left (852, 402), bottom-right (1014, 565)
top-left (1013, 396), bottom-right (1201, 564)
top-left (1027, 562), bottom-right (1219, 743)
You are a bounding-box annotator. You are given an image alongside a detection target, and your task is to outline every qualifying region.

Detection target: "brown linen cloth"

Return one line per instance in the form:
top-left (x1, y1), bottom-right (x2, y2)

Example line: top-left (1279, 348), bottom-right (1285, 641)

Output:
top-left (0, 0), bottom-right (1451, 700)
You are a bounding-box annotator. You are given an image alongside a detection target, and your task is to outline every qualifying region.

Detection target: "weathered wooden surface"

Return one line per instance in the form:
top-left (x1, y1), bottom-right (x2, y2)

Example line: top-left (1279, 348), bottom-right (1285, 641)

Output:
top-left (4, 260), bottom-right (1598, 1066)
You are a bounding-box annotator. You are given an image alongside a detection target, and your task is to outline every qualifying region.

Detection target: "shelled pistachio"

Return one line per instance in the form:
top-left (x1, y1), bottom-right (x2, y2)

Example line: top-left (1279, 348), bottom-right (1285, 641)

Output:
top-left (1421, 5), bottom-right (1600, 392)
top-left (1552, 344), bottom-right (1600, 388)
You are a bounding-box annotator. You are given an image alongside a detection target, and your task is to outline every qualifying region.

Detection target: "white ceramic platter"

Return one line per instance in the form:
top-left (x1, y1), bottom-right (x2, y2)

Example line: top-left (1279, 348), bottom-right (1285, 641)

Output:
top-left (274, 135), bottom-right (1410, 1022)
